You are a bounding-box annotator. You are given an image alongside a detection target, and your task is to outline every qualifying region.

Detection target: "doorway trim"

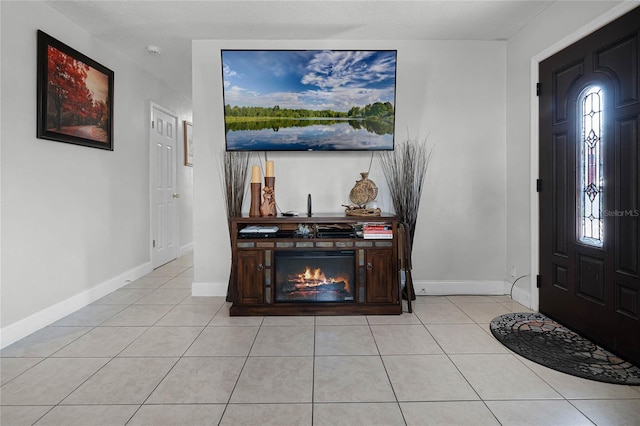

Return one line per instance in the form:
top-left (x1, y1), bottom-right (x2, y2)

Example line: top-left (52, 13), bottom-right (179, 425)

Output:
top-left (529, 2), bottom-right (638, 311)
top-left (149, 101), bottom-right (180, 268)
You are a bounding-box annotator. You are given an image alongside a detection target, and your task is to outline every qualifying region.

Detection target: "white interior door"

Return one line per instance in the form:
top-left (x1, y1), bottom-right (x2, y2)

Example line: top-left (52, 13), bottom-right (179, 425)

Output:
top-left (151, 104), bottom-right (178, 268)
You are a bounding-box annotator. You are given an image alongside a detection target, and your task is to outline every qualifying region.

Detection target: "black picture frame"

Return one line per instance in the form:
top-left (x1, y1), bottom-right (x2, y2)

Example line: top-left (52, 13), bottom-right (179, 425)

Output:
top-left (37, 30), bottom-right (114, 150)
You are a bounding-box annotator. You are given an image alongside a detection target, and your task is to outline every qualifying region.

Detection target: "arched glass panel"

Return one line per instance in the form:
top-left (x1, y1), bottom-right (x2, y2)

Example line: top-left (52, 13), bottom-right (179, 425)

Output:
top-left (579, 86), bottom-right (604, 247)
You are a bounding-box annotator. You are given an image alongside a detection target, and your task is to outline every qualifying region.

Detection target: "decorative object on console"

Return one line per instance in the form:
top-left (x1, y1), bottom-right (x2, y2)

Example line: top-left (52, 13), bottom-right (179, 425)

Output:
top-left (260, 185), bottom-right (276, 216)
top-left (344, 205), bottom-right (382, 217)
top-left (349, 172), bottom-right (378, 206)
top-left (345, 171), bottom-right (381, 216)
top-left (261, 160), bottom-right (277, 216)
top-left (250, 182), bottom-right (262, 217)
top-left (379, 135), bottom-right (433, 299)
top-left (297, 224), bottom-right (313, 238)
top-left (249, 165), bottom-right (261, 217)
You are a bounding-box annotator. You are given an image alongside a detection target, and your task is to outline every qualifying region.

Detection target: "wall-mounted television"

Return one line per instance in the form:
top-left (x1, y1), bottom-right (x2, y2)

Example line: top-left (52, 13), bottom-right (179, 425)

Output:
top-left (221, 50), bottom-right (397, 151)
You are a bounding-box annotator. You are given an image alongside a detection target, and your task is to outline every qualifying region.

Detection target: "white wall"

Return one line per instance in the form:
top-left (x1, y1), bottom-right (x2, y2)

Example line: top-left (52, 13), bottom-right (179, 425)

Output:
top-left (176, 117), bottom-right (194, 255)
top-left (192, 39), bottom-right (507, 296)
top-left (0, 1), bottom-right (193, 346)
top-left (505, 0), bottom-right (627, 307)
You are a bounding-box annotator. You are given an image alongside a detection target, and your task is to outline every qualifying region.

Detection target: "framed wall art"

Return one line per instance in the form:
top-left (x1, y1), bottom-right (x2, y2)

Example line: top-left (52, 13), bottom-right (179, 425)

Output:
top-left (37, 30), bottom-right (114, 150)
top-left (184, 120), bottom-right (193, 166)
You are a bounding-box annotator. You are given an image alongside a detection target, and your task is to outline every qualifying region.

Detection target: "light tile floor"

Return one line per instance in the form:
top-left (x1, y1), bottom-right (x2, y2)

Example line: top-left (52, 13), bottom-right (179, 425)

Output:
top-left (2, 253), bottom-right (640, 425)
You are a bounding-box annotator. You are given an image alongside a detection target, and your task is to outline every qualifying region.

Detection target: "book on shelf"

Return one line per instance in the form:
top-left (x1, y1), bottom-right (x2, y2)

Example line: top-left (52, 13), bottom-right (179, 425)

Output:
top-left (362, 233), bottom-right (394, 239)
top-left (363, 229), bottom-right (393, 234)
top-left (362, 223), bottom-right (392, 231)
top-left (364, 228), bottom-right (392, 233)
top-left (362, 221), bottom-right (393, 238)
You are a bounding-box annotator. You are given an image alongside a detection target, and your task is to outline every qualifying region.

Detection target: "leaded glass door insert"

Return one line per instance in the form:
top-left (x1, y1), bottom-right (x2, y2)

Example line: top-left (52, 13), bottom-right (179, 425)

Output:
top-left (579, 86), bottom-right (604, 247)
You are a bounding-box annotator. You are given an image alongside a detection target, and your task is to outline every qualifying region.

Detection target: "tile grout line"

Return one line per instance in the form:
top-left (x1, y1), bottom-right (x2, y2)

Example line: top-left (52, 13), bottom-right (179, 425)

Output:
top-left (367, 315), bottom-right (409, 425)
top-left (124, 260), bottom-right (196, 425)
top-left (311, 315), bottom-right (317, 425)
top-left (216, 313), bottom-right (264, 424)
top-left (417, 300), bottom-right (504, 425)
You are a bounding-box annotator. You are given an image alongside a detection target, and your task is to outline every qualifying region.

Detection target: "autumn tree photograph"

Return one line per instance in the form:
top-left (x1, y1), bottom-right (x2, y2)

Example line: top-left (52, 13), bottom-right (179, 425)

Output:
top-left (37, 30), bottom-right (113, 150)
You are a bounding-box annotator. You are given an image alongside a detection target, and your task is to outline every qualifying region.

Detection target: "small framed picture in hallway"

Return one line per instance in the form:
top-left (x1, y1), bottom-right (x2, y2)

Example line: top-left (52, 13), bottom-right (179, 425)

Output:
top-left (36, 30), bottom-right (114, 150)
top-left (184, 120), bottom-right (193, 166)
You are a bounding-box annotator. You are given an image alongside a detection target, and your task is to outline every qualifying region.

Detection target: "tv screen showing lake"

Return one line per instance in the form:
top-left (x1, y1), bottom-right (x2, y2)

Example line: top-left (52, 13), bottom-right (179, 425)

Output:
top-left (221, 50), bottom-right (397, 151)
top-left (225, 118), bottom-right (394, 151)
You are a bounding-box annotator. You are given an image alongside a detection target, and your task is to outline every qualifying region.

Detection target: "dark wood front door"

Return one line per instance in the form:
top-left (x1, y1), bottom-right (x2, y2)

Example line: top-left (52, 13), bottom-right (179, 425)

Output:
top-left (539, 6), bottom-right (640, 366)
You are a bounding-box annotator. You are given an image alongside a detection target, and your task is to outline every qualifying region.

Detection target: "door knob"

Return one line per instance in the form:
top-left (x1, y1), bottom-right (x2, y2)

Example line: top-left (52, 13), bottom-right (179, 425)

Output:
top-left (172, 193), bottom-right (180, 198)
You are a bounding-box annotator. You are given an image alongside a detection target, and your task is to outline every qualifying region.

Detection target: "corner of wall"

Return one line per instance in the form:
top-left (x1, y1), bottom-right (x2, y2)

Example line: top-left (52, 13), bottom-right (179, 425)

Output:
top-left (192, 281), bottom-right (228, 297)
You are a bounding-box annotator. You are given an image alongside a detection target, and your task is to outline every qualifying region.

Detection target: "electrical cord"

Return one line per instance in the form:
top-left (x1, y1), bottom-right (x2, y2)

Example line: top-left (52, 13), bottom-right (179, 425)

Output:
top-left (510, 274), bottom-right (530, 299)
top-left (367, 151), bottom-right (374, 174)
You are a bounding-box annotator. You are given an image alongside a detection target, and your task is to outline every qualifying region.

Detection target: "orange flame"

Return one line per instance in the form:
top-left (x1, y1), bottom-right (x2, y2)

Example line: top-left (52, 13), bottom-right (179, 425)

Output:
top-left (291, 266), bottom-right (350, 293)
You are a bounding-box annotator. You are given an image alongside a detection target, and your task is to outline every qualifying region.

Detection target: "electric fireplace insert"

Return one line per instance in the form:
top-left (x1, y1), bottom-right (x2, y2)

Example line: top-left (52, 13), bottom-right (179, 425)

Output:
top-left (275, 250), bottom-right (355, 302)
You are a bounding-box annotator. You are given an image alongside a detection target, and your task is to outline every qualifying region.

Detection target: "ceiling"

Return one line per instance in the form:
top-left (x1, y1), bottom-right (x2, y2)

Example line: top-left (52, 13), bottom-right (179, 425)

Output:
top-left (46, 0), bottom-right (558, 98)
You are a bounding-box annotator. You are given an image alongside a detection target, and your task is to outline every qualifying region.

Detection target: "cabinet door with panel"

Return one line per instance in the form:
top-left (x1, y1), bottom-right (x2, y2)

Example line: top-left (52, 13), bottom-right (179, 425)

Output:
top-left (236, 249), bottom-right (264, 304)
top-left (365, 249), bottom-right (394, 303)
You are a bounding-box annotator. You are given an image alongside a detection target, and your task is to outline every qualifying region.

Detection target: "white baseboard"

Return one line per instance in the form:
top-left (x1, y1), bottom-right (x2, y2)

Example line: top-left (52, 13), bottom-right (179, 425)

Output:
top-left (413, 280), bottom-right (508, 296)
top-left (189, 280), bottom-right (517, 300)
top-left (192, 281), bottom-right (228, 297)
top-left (0, 261), bottom-right (152, 349)
top-left (178, 242), bottom-right (194, 258)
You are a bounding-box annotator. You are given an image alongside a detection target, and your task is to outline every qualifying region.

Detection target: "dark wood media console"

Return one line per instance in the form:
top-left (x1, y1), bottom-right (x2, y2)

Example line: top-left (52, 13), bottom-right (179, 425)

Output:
top-left (229, 214), bottom-right (401, 316)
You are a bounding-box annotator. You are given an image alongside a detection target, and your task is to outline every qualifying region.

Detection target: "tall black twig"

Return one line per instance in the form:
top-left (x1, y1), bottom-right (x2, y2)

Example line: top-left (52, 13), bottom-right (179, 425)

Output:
top-left (379, 136), bottom-right (433, 246)
top-left (221, 151), bottom-right (251, 218)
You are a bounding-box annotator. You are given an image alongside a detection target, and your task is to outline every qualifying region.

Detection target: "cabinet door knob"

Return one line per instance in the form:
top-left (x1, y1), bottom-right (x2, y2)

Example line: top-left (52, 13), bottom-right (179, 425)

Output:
top-left (257, 263), bottom-right (264, 271)
top-left (367, 262), bottom-right (373, 270)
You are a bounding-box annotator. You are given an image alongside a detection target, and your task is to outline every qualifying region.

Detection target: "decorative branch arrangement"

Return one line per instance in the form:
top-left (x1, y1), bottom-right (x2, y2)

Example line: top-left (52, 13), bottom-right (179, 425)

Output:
top-left (221, 151), bottom-right (251, 218)
top-left (379, 135), bottom-right (433, 300)
top-left (379, 136), bottom-right (433, 245)
top-left (221, 151), bottom-right (251, 302)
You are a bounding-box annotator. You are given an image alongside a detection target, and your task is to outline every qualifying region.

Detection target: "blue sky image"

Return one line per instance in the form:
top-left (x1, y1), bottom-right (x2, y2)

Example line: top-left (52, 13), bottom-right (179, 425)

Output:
top-left (222, 50), bottom-right (397, 112)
